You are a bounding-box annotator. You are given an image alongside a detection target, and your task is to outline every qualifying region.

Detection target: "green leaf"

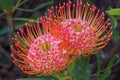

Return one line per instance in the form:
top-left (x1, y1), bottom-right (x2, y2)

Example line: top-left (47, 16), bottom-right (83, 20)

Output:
top-left (108, 7), bottom-right (119, 42)
top-left (0, 0), bottom-right (13, 9)
top-left (16, 1), bottom-right (53, 12)
top-left (12, 0), bottom-right (29, 12)
top-left (109, 15), bottom-right (117, 30)
top-left (67, 61), bottom-right (75, 76)
top-left (107, 8), bottom-right (120, 16)
top-left (96, 52), bottom-right (102, 78)
top-left (108, 7), bottom-right (117, 30)
top-left (0, 16), bottom-right (38, 35)
top-left (13, 18), bottom-right (36, 22)
top-left (17, 76), bottom-right (59, 80)
top-left (98, 56), bottom-right (117, 80)
top-left (111, 31), bottom-right (120, 42)
top-left (73, 57), bottom-right (90, 80)
top-left (98, 72), bottom-right (110, 80)
top-left (0, 22), bottom-right (25, 35)
top-left (0, 27), bottom-right (8, 35)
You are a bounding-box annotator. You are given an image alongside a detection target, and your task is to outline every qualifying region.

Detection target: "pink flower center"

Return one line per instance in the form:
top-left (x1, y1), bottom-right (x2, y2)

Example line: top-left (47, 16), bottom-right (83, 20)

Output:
top-left (27, 34), bottom-right (69, 74)
top-left (61, 19), bottom-right (97, 55)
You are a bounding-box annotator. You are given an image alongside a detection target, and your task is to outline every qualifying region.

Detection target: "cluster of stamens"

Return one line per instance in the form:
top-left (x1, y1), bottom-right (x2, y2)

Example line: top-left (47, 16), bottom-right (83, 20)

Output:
top-left (11, 0), bottom-right (112, 76)
top-left (27, 34), bottom-right (69, 74)
top-left (60, 19), bottom-right (97, 55)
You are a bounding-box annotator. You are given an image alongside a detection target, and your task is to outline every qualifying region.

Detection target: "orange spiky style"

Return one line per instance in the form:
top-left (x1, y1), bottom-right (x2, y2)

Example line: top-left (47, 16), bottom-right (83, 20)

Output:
top-left (11, 0), bottom-right (112, 76)
top-left (41, 0), bottom-right (112, 56)
top-left (11, 19), bottom-right (76, 76)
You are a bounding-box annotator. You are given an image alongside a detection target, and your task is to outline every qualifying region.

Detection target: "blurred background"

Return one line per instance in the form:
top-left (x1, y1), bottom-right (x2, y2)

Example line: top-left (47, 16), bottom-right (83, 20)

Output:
top-left (0, 0), bottom-right (120, 80)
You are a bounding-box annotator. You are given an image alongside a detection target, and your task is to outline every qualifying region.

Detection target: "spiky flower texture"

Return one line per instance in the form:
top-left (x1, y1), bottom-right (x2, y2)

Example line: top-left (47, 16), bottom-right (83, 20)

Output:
top-left (11, 20), bottom-right (75, 76)
top-left (42, 0), bottom-right (112, 56)
top-left (11, 0), bottom-right (112, 76)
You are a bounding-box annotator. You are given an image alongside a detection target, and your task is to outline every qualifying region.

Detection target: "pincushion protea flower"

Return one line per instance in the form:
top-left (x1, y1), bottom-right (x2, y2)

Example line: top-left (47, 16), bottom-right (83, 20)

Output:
top-left (11, 20), bottom-right (76, 76)
top-left (42, 0), bottom-right (112, 56)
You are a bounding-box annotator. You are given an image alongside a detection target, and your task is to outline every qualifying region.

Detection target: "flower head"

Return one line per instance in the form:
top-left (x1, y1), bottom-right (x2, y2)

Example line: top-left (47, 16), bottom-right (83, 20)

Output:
top-left (11, 0), bottom-right (113, 76)
top-left (11, 20), bottom-right (75, 76)
top-left (41, 0), bottom-right (112, 56)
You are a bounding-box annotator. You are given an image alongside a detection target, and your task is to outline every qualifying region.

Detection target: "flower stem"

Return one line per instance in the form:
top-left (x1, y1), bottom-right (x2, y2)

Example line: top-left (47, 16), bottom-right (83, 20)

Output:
top-left (5, 9), bottom-right (14, 45)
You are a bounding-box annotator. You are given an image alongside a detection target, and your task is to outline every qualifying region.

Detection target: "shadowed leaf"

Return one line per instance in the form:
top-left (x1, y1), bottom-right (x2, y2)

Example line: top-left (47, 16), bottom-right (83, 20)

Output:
top-left (0, 0), bottom-right (13, 9)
